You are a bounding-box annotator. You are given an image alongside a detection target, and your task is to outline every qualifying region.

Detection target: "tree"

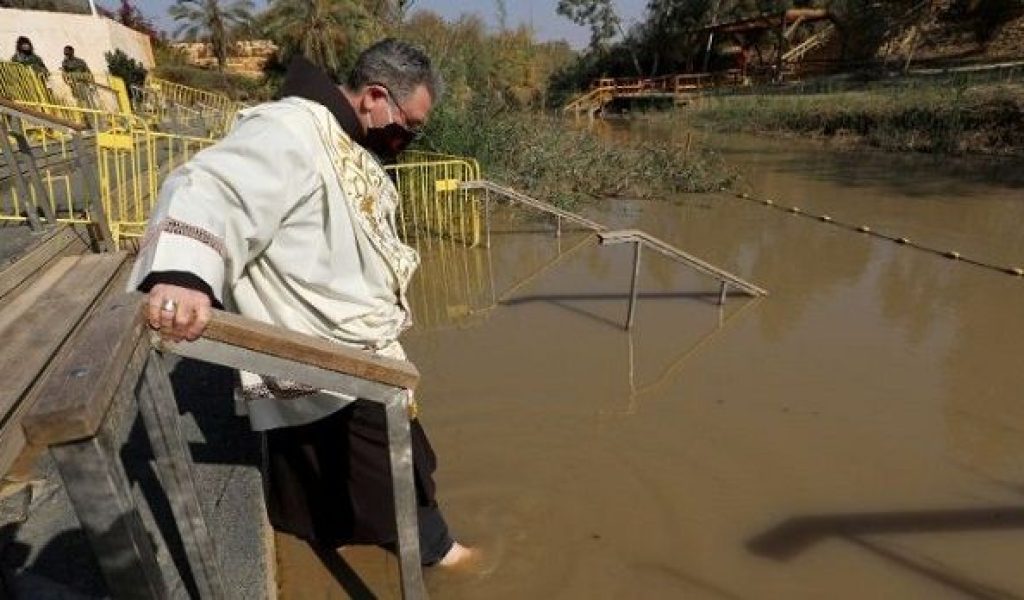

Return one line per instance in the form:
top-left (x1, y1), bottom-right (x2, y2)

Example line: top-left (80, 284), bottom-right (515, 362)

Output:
top-left (169, 0), bottom-right (255, 71)
top-left (100, 1), bottom-right (162, 39)
top-left (557, 0), bottom-right (644, 75)
top-left (260, 0), bottom-right (375, 77)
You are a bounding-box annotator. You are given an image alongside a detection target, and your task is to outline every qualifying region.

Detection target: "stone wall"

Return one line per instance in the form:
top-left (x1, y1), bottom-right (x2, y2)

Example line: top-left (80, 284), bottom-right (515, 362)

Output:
top-left (169, 40), bottom-right (277, 78)
top-left (0, 8), bottom-right (154, 73)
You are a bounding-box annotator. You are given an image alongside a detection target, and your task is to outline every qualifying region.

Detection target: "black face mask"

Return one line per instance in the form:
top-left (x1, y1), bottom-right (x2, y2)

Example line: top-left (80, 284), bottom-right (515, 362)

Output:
top-left (365, 122), bottom-right (417, 164)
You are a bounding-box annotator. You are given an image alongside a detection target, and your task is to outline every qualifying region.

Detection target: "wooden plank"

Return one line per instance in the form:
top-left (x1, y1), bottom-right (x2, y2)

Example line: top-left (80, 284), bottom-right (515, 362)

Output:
top-left (0, 253), bottom-right (127, 430)
top-left (0, 225), bottom-right (87, 301)
top-left (22, 289), bottom-right (146, 447)
top-left (175, 306), bottom-right (421, 391)
top-left (50, 366), bottom-right (170, 600)
top-left (0, 237), bottom-right (90, 316)
top-left (166, 336), bottom-right (409, 404)
top-left (0, 254), bottom-right (81, 334)
top-left (137, 350), bottom-right (227, 599)
top-left (1, 263), bottom-right (131, 480)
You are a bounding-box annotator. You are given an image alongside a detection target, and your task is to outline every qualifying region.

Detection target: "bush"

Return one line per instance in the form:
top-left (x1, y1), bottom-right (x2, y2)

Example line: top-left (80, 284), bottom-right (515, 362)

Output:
top-left (419, 101), bottom-right (736, 209)
top-left (105, 49), bottom-right (147, 90)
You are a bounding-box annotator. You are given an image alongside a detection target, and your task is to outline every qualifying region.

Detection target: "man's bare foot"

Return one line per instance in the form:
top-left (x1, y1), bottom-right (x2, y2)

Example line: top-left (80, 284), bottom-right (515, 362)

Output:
top-left (438, 542), bottom-right (479, 568)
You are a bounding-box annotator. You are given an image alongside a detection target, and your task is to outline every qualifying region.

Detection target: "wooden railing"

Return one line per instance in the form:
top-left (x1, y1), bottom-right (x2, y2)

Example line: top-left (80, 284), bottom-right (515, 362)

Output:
top-left (12, 252), bottom-right (428, 599)
top-left (564, 71), bottom-right (749, 114)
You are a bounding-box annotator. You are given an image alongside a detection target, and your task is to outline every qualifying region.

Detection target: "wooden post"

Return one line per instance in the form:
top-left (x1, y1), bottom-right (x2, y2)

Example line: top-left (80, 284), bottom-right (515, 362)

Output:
top-left (137, 349), bottom-right (227, 599)
top-left (7, 122), bottom-right (58, 227)
top-left (386, 391), bottom-right (426, 599)
top-left (777, 11), bottom-right (788, 82)
top-left (71, 131), bottom-right (114, 251)
top-left (0, 118), bottom-right (44, 232)
top-left (626, 241), bottom-right (642, 330)
top-left (49, 345), bottom-right (171, 600)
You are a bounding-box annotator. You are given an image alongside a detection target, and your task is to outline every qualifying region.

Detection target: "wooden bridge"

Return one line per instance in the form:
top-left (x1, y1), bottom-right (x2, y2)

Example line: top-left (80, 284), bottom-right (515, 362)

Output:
top-left (564, 8), bottom-right (841, 118)
top-left (563, 71), bottom-right (747, 118)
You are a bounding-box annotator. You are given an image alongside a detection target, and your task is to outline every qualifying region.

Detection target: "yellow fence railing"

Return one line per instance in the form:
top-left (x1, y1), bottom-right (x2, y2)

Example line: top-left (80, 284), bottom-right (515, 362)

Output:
top-left (1, 101), bottom-right (216, 248)
top-left (0, 61), bottom-right (53, 105)
top-left (3, 68), bottom-right (484, 253)
top-left (387, 156), bottom-right (482, 247)
top-left (62, 72), bottom-right (133, 116)
top-left (144, 76), bottom-right (243, 138)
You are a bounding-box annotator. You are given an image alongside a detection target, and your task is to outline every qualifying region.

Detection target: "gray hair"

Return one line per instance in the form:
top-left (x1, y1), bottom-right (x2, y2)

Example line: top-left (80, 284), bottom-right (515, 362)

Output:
top-left (347, 39), bottom-right (444, 103)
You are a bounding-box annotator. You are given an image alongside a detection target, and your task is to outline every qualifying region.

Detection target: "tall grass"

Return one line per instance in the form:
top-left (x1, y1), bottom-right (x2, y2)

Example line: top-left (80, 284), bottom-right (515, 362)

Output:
top-left (419, 103), bottom-right (736, 209)
top-left (692, 74), bottom-right (1024, 156)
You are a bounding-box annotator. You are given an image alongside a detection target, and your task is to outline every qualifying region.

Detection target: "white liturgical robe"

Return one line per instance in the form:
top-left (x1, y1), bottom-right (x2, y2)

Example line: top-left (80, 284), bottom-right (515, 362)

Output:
top-left (129, 96), bottom-right (420, 430)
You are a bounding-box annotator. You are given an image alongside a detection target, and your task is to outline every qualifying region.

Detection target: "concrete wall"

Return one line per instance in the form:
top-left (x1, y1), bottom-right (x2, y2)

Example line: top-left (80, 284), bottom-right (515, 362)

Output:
top-left (0, 8), bottom-right (154, 76)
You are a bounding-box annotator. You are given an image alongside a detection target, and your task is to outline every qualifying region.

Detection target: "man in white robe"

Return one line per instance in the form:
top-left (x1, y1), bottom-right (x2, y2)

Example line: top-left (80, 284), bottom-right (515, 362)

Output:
top-left (130, 40), bottom-right (473, 567)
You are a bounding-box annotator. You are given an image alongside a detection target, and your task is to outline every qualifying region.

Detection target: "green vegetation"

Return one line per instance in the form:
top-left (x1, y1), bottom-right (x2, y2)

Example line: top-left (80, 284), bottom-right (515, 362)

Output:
top-left (108, 1), bottom-right (736, 203)
top-left (550, 0), bottom-right (1024, 91)
top-left (422, 105), bottom-right (736, 208)
top-left (105, 49), bottom-right (147, 89)
top-left (692, 74), bottom-right (1024, 156)
top-left (169, 0), bottom-right (256, 70)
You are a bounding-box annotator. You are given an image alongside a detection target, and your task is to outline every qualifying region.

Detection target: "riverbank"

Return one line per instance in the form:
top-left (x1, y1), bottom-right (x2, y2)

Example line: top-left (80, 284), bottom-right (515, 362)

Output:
top-left (690, 76), bottom-right (1024, 158)
top-left (421, 107), bottom-right (736, 209)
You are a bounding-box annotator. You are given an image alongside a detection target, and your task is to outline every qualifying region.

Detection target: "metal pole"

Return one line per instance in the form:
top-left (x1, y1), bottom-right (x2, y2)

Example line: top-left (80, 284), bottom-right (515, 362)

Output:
top-left (386, 391), bottom-right (426, 599)
top-left (484, 190), bottom-right (492, 249)
top-left (626, 241), bottom-right (642, 330)
top-left (555, 215), bottom-right (562, 238)
top-left (718, 281), bottom-right (729, 306)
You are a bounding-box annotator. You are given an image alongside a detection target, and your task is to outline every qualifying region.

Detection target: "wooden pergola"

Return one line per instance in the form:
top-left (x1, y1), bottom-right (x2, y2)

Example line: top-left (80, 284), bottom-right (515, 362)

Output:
top-left (698, 8), bottom-right (837, 80)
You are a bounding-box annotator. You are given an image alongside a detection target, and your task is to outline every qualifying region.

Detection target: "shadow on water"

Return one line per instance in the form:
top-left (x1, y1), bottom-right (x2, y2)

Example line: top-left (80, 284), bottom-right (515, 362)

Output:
top-left (749, 507), bottom-right (1024, 599)
top-left (312, 544), bottom-right (376, 600)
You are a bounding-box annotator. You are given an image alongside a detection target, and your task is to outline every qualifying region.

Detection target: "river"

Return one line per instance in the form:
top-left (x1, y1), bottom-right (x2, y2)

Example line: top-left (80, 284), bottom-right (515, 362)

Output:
top-left (278, 127), bottom-right (1024, 599)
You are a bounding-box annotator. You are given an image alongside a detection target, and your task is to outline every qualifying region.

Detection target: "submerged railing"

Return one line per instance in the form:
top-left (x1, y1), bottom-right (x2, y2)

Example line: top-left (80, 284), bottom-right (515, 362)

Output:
top-left (462, 179), bottom-right (768, 329)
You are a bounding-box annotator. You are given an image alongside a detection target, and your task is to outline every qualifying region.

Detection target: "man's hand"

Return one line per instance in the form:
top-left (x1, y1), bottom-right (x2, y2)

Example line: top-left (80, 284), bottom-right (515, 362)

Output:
top-left (146, 283), bottom-right (212, 342)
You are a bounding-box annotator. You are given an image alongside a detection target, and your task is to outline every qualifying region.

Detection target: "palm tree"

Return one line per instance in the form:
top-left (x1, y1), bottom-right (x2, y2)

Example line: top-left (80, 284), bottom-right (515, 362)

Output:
top-left (170, 0), bottom-right (255, 71)
top-left (261, 0), bottom-right (372, 76)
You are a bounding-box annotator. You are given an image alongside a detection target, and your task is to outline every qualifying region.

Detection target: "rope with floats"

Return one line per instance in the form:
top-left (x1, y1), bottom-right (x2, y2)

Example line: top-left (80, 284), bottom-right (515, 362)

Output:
top-left (732, 192), bottom-right (1024, 278)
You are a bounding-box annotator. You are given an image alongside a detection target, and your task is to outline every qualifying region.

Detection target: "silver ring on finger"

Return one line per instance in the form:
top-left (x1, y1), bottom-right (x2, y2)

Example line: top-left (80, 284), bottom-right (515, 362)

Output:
top-left (160, 298), bottom-right (178, 314)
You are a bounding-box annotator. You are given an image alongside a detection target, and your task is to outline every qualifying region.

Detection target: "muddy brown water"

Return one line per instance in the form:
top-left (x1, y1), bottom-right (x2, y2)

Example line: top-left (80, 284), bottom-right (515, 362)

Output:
top-left (280, 131), bottom-right (1024, 599)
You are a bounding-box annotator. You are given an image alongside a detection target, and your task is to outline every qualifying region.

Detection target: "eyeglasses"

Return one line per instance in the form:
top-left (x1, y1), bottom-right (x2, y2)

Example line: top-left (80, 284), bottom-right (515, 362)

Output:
top-left (374, 83), bottom-right (424, 142)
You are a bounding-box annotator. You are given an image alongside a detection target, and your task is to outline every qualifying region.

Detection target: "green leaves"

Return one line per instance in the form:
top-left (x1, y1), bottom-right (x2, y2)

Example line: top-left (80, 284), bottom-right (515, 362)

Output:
top-left (169, 0), bottom-right (256, 70)
top-left (556, 0), bottom-right (621, 51)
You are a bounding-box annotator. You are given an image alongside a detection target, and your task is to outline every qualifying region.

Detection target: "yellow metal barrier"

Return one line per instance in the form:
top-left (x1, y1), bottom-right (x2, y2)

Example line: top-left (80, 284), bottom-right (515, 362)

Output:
top-left (400, 150), bottom-right (481, 179)
top-left (145, 76), bottom-right (242, 138)
top-left (1, 102), bottom-right (216, 248)
top-left (386, 157), bottom-right (482, 247)
top-left (62, 72), bottom-right (133, 116)
top-left (3, 69), bottom-right (481, 252)
top-left (0, 61), bottom-right (53, 105)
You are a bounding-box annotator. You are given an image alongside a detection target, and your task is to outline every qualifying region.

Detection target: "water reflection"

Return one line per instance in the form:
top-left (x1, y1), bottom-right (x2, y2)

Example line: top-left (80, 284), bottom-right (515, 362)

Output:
top-left (282, 129), bottom-right (1024, 598)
